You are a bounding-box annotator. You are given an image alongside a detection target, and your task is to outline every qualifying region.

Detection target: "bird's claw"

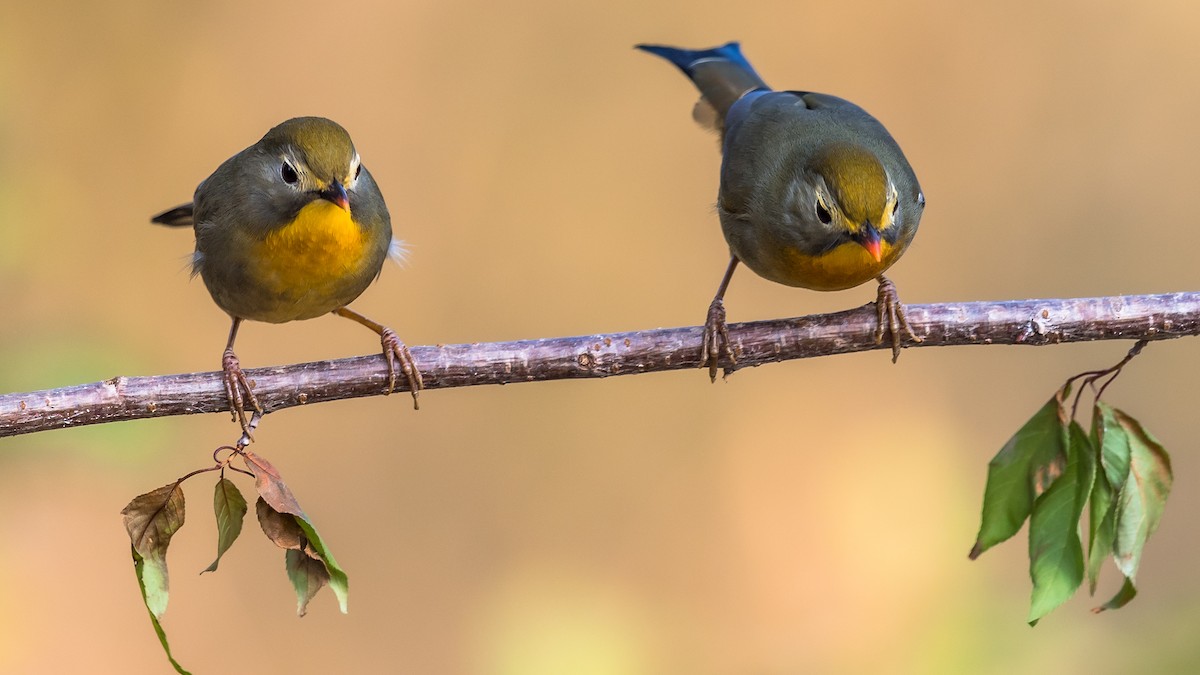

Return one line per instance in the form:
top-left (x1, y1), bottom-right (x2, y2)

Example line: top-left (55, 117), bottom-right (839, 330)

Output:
top-left (381, 328), bottom-right (423, 409)
top-left (222, 348), bottom-right (261, 439)
top-left (873, 276), bottom-right (923, 363)
top-left (701, 298), bottom-right (736, 382)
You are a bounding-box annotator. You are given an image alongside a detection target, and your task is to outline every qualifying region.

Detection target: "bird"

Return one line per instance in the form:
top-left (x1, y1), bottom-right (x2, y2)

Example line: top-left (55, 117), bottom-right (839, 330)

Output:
top-left (636, 42), bottom-right (925, 379)
top-left (152, 116), bottom-right (422, 434)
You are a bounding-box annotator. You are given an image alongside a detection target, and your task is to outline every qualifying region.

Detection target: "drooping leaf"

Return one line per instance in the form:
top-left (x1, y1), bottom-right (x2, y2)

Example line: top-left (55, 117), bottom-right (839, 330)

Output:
top-left (293, 517), bottom-right (349, 614)
top-left (202, 478), bottom-right (247, 574)
top-left (121, 482), bottom-right (186, 618)
top-left (971, 393), bottom-right (1070, 559)
top-left (1095, 402), bottom-right (1133, 491)
top-left (1085, 468), bottom-right (1117, 595)
top-left (1028, 421), bottom-right (1094, 625)
top-left (242, 449), bottom-right (305, 516)
top-left (255, 497), bottom-right (317, 558)
top-left (246, 453), bottom-right (349, 615)
top-left (132, 548), bottom-right (192, 675)
top-left (1086, 406), bottom-right (1127, 593)
top-left (1093, 575), bottom-right (1138, 613)
top-left (1109, 406), bottom-right (1172, 581)
top-left (286, 549), bottom-right (331, 617)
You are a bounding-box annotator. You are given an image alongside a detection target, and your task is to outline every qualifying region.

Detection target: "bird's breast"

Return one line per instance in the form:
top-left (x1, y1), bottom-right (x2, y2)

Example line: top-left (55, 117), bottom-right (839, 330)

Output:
top-left (770, 239), bottom-right (901, 291)
top-left (243, 200), bottom-right (380, 318)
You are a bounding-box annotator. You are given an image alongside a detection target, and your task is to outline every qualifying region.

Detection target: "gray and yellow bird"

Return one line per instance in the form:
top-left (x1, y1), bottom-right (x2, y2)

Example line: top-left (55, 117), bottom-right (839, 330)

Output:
top-left (152, 117), bottom-right (422, 433)
top-left (638, 42), bottom-right (925, 378)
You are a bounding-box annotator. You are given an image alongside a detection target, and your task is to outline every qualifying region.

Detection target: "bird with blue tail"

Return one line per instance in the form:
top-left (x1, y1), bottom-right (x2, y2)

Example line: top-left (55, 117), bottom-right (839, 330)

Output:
top-left (637, 42), bottom-right (926, 379)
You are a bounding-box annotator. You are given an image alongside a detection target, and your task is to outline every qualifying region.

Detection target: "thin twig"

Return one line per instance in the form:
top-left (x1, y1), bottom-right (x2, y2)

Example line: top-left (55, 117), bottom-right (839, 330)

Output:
top-left (2, 292), bottom-right (1198, 438)
top-left (1067, 338), bottom-right (1151, 421)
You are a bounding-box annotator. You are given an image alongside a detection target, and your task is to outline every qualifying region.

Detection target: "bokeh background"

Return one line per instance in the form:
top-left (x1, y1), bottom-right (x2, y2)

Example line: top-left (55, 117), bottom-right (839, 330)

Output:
top-left (2, 1), bottom-right (1199, 673)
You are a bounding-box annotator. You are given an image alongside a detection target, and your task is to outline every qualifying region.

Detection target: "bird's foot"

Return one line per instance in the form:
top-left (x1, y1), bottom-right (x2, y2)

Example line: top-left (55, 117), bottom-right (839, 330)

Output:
top-left (380, 328), bottom-right (423, 409)
top-left (873, 276), bottom-right (923, 363)
top-left (222, 347), bottom-right (262, 438)
top-left (701, 298), bottom-right (736, 382)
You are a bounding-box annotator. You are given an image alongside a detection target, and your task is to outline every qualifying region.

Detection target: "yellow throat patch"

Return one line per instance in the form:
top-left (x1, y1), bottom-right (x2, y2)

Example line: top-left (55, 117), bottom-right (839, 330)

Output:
top-left (780, 239), bottom-right (897, 291)
top-left (254, 199), bottom-right (370, 295)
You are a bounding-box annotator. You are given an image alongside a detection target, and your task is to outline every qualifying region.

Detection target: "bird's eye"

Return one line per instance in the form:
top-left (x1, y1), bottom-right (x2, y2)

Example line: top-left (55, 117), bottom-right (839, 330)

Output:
top-left (354, 163), bottom-right (362, 180)
top-left (892, 201), bottom-right (900, 216)
top-left (816, 201), bottom-right (832, 225)
top-left (281, 161), bottom-right (299, 185)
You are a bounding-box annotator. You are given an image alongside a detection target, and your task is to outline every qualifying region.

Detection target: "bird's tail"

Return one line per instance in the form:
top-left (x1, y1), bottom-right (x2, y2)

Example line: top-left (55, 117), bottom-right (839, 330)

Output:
top-left (636, 41), bottom-right (768, 129)
top-left (151, 203), bottom-right (195, 227)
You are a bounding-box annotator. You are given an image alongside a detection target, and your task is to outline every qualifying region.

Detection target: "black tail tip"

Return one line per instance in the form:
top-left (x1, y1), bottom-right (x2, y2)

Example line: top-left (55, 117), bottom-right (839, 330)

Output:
top-left (151, 204), bottom-right (194, 227)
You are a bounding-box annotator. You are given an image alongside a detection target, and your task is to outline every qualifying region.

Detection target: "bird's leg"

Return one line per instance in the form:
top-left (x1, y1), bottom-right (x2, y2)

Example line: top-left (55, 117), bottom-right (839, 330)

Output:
top-left (701, 256), bottom-right (740, 382)
top-left (333, 307), bottom-right (423, 409)
top-left (221, 317), bottom-right (262, 438)
top-left (873, 275), bottom-right (923, 363)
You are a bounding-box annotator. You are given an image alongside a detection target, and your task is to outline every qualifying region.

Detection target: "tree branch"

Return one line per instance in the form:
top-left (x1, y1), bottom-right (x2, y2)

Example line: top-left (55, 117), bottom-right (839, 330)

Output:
top-left (3, 292), bottom-right (1198, 438)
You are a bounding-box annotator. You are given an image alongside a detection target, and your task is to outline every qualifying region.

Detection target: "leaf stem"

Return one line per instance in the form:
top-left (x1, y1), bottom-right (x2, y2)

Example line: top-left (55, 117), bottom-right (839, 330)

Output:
top-left (1067, 339), bottom-right (1151, 421)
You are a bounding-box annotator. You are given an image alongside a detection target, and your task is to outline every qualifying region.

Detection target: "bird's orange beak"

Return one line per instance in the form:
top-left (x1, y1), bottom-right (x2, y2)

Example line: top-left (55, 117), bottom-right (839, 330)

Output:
top-left (320, 181), bottom-right (350, 211)
top-left (854, 225), bottom-right (883, 263)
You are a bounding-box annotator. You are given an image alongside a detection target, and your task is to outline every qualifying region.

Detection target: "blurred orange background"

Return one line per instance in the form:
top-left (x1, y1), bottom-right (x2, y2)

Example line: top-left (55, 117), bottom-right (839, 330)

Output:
top-left (3, 1), bottom-right (1200, 673)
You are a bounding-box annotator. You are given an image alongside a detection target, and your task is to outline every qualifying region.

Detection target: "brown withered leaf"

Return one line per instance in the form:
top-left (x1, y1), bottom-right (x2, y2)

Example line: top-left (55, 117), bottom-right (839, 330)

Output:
top-left (123, 482), bottom-right (187, 554)
top-left (241, 449), bottom-right (304, 517)
top-left (121, 482), bottom-right (186, 619)
top-left (242, 451), bottom-right (349, 614)
top-left (255, 497), bottom-right (318, 559)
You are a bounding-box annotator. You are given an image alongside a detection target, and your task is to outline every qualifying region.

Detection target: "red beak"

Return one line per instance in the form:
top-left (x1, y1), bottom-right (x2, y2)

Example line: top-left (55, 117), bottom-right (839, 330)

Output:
top-left (855, 225), bottom-right (883, 263)
top-left (320, 181), bottom-right (350, 211)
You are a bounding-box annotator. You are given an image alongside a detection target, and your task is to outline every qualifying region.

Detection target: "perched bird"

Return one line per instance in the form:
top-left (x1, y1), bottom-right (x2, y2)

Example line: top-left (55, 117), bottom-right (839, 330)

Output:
top-left (637, 42), bottom-right (925, 378)
top-left (152, 117), bottom-right (422, 434)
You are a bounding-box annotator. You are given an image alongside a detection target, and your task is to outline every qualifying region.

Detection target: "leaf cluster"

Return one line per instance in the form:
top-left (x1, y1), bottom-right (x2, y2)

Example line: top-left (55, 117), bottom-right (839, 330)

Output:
top-left (121, 446), bottom-right (348, 673)
top-left (971, 376), bottom-right (1172, 624)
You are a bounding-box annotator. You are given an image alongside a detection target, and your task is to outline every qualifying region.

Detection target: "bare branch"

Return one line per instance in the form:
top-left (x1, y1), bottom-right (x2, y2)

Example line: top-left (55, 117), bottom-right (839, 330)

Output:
top-left (3, 292), bottom-right (1198, 438)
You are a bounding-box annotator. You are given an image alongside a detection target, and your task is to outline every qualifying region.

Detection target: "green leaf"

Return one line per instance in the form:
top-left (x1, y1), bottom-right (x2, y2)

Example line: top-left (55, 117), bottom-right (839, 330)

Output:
top-left (1086, 406), bottom-right (1126, 593)
top-left (1085, 465), bottom-right (1116, 595)
top-left (971, 394), bottom-right (1069, 559)
top-left (286, 549), bottom-right (331, 617)
top-left (121, 482), bottom-right (186, 618)
top-left (294, 517), bottom-right (349, 614)
top-left (202, 478), bottom-right (247, 574)
top-left (1095, 402), bottom-right (1133, 490)
top-left (1028, 421), bottom-right (1094, 625)
top-left (1109, 407), bottom-right (1172, 581)
top-left (1093, 575), bottom-right (1138, 613)
top-left (132, 548), bottom-right (192, 675)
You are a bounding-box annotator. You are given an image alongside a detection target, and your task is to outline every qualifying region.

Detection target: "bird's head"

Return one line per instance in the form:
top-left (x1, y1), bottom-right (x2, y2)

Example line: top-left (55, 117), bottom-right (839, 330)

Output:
top-left (805, 142), bottom-right (899, 262)
top-left (260, 117), bottom-right (363, 212)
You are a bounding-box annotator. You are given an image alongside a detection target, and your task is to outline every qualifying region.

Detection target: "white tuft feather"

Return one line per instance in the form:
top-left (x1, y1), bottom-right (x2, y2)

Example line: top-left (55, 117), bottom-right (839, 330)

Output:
top-left (388, 237), bottom-right (410, 267)
top-left (188, 251), bottom-right (204, 277)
